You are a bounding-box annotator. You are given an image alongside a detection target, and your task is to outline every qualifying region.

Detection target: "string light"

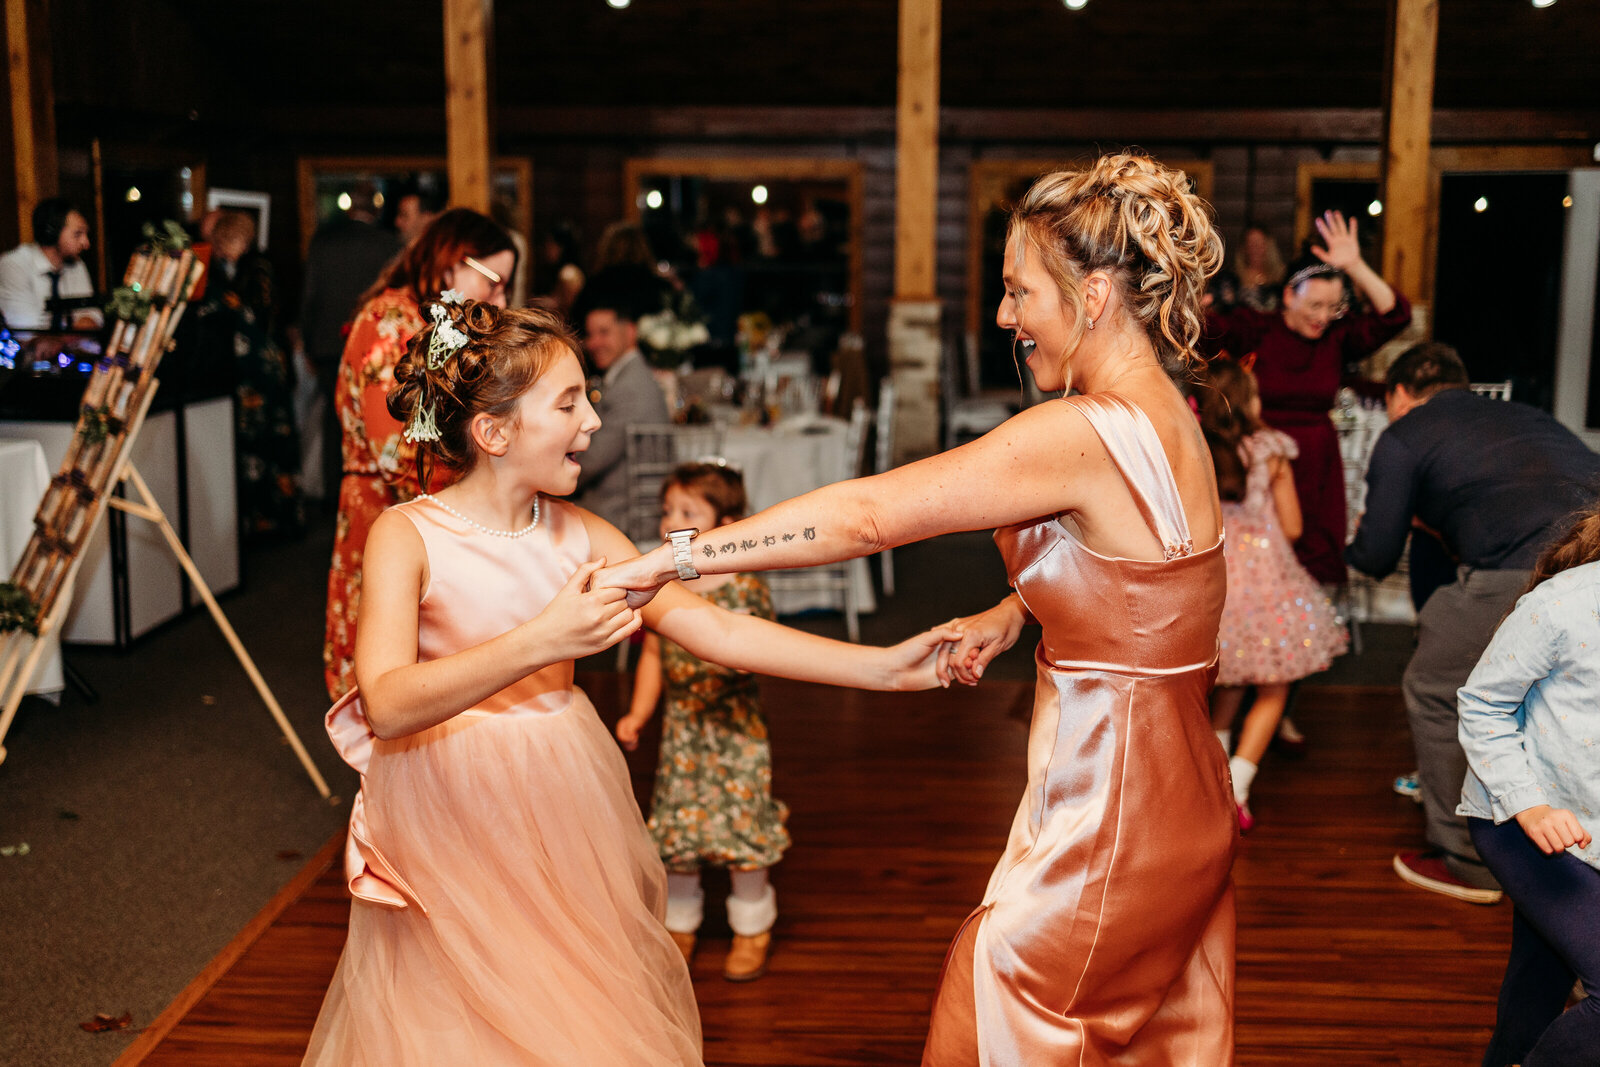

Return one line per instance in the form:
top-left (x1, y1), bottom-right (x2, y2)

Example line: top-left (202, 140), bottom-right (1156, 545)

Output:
top-left (337, 192), bottom-right (352, 211)
top-left (645, 189), bottom-right (664, 210)
top-left (751, 185), bottom-right (769, 205)
top-left (606, 0), bottom-right (630, 8)
top-left (1064, 0), bottom-right (1089, 8)
top-left (1366, 200), bottom-right (1383, 217)
top-left (1473, 197), bottom-right (1489, 213)
top-left (125, 187), bottom-right (141, 203)
top-left (1531, 0), bottom-right (1556, 8)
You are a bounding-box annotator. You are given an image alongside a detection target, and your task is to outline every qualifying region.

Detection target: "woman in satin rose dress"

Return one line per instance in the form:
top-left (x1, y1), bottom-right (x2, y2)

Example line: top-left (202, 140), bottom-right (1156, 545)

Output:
top-left (601, 153), bottom-right (1238, 1064)
top-left (302, 301), bottom-right (953, 1067)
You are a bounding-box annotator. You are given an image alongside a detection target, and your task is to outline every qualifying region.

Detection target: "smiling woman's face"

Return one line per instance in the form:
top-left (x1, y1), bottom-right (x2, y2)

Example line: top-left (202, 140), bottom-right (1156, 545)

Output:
top-left (996, 230), bottom-right (1076, 393)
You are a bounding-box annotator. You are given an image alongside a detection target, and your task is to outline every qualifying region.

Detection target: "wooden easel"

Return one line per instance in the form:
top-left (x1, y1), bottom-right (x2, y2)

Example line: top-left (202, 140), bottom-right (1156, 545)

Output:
top-left (0, 228), bottom-right (331, 799)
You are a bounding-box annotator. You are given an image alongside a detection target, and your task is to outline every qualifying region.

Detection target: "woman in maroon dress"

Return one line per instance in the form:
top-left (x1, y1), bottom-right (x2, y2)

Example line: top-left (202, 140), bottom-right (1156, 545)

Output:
top-left (1204, 210), bottom-right (1410, 587)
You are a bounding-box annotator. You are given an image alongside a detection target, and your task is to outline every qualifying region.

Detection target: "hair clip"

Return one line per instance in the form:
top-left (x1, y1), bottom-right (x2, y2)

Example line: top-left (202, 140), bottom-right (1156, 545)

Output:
top-left (404, 401), bottom-right (440, 443)
top-left (438, 288), bottom-right (465, 305)
top-left (426, 318), bottom-right (470, 369)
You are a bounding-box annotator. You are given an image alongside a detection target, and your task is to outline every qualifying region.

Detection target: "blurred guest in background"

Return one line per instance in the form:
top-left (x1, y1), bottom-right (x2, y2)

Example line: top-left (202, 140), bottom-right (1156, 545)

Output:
top-left (391, 180), bottom-right (445, 247)
top-left (1204, 209), bottom-right (1411, 589)
top-left (298, 182), bottom-right (402, 505)
top-left (323, 207), bottom-right (515, 701)
top-left (1233, 224), bottom-right (1285, 313)
top-left (535, 220), bottom-right (586, 320)
top-left (573, 296), bottom-right (669, 532)
top-left (196, 210), bottom-right (303, 541)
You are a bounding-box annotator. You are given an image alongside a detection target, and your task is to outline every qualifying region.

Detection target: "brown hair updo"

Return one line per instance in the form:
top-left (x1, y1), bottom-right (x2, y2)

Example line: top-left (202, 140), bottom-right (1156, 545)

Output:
top-left (387, 300), bottom-right (583, 488)
top-left (1009, 153), bottom-right (1223, 377)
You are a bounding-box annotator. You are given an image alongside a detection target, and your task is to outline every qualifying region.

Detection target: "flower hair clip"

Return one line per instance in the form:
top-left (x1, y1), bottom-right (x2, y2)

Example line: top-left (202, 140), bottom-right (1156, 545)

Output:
top-left (404, 401), bottom-right (440, 444)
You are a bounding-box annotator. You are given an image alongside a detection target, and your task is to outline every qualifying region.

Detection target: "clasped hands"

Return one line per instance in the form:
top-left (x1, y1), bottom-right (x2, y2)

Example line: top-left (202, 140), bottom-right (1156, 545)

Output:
top-left (932, 595), bottom-right (1028, 689)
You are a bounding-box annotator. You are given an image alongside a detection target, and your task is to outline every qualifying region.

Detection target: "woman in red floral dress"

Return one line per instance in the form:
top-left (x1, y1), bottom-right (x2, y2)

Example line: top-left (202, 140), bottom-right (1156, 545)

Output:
top-left (323, 208), bottom-right (517, 700)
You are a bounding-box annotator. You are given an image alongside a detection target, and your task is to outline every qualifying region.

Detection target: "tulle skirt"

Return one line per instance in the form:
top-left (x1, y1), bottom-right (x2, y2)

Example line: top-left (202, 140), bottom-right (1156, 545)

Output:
top-left (303, 688), bottom-right (702, 1066)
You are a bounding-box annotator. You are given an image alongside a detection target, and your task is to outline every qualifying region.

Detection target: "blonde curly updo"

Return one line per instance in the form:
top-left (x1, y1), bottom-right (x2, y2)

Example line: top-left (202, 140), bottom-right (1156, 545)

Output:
top-left (1009, 153), bottom-right (1223, 377)
top-left (387, 300), bottom-right (583, 486)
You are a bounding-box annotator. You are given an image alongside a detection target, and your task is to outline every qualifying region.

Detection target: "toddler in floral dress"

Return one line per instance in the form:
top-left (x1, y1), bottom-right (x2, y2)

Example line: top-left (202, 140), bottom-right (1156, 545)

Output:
top-left (1199, 358), bottom-right (1347, 830)
top-left (616, 462), bottom-right (789, 981)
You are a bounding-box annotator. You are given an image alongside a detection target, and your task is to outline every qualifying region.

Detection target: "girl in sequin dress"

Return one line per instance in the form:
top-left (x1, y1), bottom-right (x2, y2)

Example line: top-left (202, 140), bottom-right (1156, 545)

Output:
top-left (1200, 358), bottom-right (1347, 830)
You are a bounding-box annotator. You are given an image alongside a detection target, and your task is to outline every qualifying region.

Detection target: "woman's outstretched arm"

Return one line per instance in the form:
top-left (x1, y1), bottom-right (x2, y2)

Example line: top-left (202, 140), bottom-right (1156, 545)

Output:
top-left (583, 516), bottom-right (958, 691)
top-left (597, 399), bottom-right (1117, 606)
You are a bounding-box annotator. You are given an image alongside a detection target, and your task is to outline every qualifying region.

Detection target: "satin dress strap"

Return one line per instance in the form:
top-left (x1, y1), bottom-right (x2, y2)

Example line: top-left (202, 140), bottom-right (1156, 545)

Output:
top-left (1065, 392), bottom-right (1195, 560)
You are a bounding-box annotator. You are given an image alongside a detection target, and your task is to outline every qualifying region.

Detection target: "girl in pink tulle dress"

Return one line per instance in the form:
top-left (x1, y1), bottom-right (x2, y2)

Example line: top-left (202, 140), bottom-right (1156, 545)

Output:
top-left (1199, 358), bottom-right (1347, 831)
top-left (302, 299), bottom-right (952, 1067)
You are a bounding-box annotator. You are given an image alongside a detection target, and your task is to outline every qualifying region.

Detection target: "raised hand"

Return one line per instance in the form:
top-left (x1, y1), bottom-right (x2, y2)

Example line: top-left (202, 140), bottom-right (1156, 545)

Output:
top-left (538, 558), bottom-right (643, 661)
top-left (1515, 804), bottom-right (1593, 855)
top-left (1311, 210), bottom-right (1364, 272)
top-left (935, 597), bottom-right (1027, 687)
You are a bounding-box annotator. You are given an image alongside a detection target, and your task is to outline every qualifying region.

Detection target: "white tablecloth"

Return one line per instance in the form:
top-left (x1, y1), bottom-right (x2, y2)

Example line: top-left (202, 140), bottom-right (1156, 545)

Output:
top-left (0, 438), bottom-right (64, 695)
top-left (721, 418), bottom-right (877, 617)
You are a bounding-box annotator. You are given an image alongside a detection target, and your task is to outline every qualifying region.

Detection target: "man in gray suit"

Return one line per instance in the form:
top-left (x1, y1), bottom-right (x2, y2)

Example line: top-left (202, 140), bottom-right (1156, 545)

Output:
top-left (574, 299), bottom-right (669, 531)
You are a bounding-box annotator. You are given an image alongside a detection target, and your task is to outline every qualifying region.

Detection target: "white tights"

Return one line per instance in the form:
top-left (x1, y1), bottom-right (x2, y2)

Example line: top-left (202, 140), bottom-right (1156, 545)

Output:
top-left (664, 868), bottom-right (777, 937)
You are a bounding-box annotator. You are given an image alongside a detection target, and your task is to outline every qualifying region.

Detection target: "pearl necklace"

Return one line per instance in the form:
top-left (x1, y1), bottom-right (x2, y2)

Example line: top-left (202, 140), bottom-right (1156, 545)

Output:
top-left (421, 493), bottom-right (541, 538)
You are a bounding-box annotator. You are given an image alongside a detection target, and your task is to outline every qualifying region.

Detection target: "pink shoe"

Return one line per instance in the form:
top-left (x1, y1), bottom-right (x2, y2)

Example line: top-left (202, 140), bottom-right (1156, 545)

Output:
top-left (1236, 800), bottom-right (1255, 834)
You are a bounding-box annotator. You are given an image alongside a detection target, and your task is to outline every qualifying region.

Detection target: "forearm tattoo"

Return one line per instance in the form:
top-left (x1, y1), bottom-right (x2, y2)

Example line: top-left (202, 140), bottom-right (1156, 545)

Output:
top-left (701, 526), bottom-right (816, 560)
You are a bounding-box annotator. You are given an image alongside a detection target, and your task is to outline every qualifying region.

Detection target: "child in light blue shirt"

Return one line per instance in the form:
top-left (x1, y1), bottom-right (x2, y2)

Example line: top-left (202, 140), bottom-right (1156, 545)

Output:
top-left (1458, 505), bottom-right (1600, 1067)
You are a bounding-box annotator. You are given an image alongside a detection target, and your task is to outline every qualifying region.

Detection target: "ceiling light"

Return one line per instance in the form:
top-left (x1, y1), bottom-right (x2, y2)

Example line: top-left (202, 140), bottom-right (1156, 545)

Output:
top-left (1063, 0), bottom-right (1089, 8)
top-left (606, 0), bottom-right (630, 8)
top-left (1531, 0), bottom-right (1556, 8)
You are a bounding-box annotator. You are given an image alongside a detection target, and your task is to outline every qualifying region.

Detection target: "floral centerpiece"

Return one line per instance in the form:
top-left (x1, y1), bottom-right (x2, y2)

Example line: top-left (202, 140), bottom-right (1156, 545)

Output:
top-left (637, 289), bottom-right (710, 369)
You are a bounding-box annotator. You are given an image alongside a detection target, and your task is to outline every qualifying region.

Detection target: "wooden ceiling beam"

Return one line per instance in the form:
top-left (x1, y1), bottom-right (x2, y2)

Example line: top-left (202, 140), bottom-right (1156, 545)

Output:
top-left (247, 105), bottom-right (1599, 148)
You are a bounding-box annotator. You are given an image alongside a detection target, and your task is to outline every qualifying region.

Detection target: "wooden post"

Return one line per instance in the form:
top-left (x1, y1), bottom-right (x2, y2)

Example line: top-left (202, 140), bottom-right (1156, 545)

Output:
top-left (442, 0), bottom-right (493, 214)
top-left (4, 0), bottom-right (57, 242)
top-left (888, 0), bottom-right (943, 460)
top-left (1380, 0), bottom-right (1438, 305)
top-left (895, 0), bottom-right (939, 301)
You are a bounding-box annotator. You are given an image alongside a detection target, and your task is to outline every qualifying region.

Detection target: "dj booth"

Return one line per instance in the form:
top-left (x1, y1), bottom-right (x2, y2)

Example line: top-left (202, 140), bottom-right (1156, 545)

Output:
top-left (0, 326), bottom-right (238, 648)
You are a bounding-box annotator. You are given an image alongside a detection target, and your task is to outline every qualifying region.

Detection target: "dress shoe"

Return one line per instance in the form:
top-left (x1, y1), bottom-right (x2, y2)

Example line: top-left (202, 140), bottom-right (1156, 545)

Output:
top-left (723, 931), bottom-right (771, 982)
top-left (669, 929), bottom-right (696, 965)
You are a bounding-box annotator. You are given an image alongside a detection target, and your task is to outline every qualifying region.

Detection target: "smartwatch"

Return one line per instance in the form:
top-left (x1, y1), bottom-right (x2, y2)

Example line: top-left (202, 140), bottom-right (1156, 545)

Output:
top-left (666, 528), bottom-right (700, 581)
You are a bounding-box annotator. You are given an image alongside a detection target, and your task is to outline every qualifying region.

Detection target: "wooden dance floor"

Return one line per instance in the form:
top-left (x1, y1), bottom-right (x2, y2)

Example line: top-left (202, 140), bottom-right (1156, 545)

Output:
top-left (121, 676), bottom-right (1510, 1066)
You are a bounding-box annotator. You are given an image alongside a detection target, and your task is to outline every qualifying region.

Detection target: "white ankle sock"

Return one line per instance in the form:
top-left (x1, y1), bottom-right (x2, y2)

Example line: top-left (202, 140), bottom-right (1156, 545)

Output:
top-left (665, 872), bottom-right (704, 934)
top-left (726, 869), bottom-right (777, 937)
top-left (1229, 756), bottom-right (1258, 805)
top-left (1215, 729), bottom-right (1232, 754)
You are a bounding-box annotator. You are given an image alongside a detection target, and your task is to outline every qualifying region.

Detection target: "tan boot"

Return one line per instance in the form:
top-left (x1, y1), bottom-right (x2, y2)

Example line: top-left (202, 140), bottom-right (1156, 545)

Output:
top-left (723, 931), bottom-right (771, 982)
top-left (669, 929), bottom-right (696, 965)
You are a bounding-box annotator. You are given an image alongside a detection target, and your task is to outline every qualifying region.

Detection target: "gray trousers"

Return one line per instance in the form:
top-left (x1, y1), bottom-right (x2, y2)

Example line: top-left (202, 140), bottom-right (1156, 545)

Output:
top-left (1401, 566), bottom-right (1530, 890)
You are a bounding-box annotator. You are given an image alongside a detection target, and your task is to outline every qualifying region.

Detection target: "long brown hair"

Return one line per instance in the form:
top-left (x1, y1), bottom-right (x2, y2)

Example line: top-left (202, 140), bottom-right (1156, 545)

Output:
top-left (359, 207), bottom-right (516, 309)
top-left (1525, 499), bottom-right (1600, 594)
top-left (1194, 358), bottom-right (1263, 502)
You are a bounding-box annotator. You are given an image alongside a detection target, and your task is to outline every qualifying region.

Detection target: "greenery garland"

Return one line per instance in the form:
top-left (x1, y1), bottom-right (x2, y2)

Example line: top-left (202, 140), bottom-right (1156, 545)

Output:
top-left (77, 405), bottom-right (123, 445)
top-left (0, 582), bottom-right (39, 635)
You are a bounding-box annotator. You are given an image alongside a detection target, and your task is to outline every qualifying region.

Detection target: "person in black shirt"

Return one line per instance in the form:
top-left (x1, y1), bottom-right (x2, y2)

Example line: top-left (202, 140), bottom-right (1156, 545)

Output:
top-left (1348, 342), bottom-right (1600, 903)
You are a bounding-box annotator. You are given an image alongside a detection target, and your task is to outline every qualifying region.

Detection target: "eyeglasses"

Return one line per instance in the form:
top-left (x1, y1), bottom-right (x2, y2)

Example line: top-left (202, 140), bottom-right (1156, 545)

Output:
top-left (461, 255), bottom-right (505, 292)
